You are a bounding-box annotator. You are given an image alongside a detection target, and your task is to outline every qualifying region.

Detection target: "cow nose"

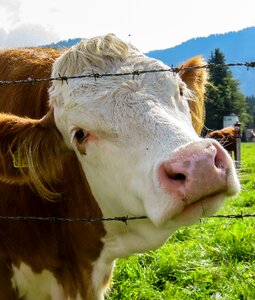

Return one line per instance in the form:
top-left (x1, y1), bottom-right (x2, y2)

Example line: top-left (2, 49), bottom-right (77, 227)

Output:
top-left (158, 142), bottom-right (231, 204)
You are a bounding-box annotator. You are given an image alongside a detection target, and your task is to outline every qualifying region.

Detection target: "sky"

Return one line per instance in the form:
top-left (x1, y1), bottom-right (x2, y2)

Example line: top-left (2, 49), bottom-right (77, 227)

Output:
top-left (0, 0), bottom-right (255, 52)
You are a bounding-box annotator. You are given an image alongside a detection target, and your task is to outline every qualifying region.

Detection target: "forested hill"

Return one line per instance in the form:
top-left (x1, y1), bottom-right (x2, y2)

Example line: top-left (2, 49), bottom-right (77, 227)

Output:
top-left (42, 38), bottom-right (82, 49)
top-left (146, 27), bottom-right (255, 96)
top-left (44, 27), bottom-right (255, 96)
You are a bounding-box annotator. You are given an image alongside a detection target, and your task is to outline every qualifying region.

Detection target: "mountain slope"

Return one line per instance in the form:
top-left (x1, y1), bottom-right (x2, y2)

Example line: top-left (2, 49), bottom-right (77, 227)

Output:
top-left (42, 38), bottom-right (82, 49)
top-left (146, 27), bottom-right (255, 96)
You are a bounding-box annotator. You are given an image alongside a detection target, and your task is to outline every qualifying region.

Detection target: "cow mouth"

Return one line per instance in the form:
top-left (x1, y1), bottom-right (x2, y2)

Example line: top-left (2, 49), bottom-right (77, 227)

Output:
top-left (142, 190), bottom-right (226, 229)
top-left (170, 192), bottom-right (224, 226)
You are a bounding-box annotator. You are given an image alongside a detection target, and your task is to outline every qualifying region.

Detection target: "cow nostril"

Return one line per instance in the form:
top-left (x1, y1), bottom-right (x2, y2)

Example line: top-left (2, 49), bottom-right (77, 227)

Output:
top-left (214, 155), bottom-right (223, 169)
top-left (162, 163), bottom-right (187, 183)
top-left (167, 172), bottom-right (186, 181)
top-left (212, 143), bottom-right (226, 170)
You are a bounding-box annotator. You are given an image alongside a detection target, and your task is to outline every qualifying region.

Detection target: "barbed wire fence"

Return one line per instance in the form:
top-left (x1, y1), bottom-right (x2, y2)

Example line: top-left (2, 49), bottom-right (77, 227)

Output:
top-left (0, 61), bottom-right (255, 223)
top-left (0, 213), bottom-right (254, 223)
top-left (0, 61), bottom-right (255, 86)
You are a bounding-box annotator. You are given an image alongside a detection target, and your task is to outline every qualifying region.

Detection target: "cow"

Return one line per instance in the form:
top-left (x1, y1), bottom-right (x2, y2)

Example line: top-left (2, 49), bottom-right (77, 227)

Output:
top-left (0, 34), bottom-right (240, 300)
top-left (206, 126), bottom-right (238, 160)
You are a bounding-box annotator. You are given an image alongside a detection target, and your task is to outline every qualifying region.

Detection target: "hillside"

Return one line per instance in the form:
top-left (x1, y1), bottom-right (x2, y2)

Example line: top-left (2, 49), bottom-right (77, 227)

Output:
top-left (42, 38), bottom-right (82, 49)
top-left (146, 27), bottom-right (255, 96)
top-left (44, 27), bottom-right (255, 96)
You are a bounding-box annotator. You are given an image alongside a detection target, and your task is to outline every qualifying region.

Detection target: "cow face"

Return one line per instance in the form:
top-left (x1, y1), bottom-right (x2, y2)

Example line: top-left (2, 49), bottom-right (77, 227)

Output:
top-left (48, 34), bottom-right (239, 252)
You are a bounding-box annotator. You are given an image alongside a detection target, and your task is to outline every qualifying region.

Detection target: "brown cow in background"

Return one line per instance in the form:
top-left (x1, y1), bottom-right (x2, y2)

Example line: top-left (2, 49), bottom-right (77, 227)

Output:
top-left (206, 126), bottom-right (237, 160)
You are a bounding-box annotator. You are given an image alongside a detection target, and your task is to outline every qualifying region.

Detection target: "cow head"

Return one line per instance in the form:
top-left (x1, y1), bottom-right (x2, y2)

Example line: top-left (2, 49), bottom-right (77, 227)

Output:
top-left (0, 34), bottom-right (240, 257)
top-left (49, 34), bottom-right (239, 251)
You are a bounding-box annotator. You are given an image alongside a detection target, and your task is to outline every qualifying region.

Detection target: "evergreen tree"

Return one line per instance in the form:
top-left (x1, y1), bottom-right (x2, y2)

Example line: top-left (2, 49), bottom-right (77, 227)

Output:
top-left (246, 95), bottom-right (255, 128)
top-left (205, 48), bottom-right (249, 130)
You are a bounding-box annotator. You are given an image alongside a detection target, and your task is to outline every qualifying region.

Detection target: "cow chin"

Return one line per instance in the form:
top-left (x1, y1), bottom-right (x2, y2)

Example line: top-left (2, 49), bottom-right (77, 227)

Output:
top-left (148, 193), bottom-right (224, 229)
top-left (169, 193), bottom-right (224, 227)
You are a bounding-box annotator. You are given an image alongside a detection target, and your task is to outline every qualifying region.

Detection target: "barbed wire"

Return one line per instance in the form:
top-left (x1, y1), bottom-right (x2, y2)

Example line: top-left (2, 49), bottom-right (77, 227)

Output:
top-left (0, 62), bottom-right (254, 86)
top-left (0, 60), bottom-right (254, 224)
top-left (206, 212), bottom-right (255, 219)
top-left (0, 215), bottom-right (147, 223)
top-left (0, 212), bottom-right (254, 223)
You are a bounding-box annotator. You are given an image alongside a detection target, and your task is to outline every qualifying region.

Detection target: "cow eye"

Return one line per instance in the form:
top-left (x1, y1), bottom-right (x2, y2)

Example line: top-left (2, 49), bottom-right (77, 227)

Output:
top-left (179, 87), bottom-right (184, 97)
top-left (74, 129), bottom-right (87, 143)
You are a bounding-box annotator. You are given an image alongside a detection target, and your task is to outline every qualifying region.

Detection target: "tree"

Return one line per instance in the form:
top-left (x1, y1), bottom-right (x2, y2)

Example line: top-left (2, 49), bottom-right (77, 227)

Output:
top-left (205, 48), bottom-right (249, 130)
top-left (246, 95), bottom-right (255, 128)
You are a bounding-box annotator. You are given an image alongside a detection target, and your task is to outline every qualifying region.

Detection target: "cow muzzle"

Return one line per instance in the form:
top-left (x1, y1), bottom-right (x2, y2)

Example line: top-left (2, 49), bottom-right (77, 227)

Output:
top-left (157, 140), bottom-right (240, 222)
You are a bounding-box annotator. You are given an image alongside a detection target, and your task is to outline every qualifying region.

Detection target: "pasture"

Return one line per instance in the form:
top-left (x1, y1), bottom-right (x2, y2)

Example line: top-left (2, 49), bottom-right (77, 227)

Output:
top-left (107, 143), bottom-right (255, 300)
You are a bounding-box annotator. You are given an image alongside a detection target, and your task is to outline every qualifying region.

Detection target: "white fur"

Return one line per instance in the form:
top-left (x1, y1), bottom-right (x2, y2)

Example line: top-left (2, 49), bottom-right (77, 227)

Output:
top-left (49, 35), bottom-right (240, 298)
top-left (11, 263), bottom-right (81, 300)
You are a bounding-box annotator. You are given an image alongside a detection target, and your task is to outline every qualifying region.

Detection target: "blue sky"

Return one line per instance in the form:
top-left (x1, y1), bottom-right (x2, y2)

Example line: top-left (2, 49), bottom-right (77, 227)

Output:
top-left (0, 0), bottom-right (255, 52)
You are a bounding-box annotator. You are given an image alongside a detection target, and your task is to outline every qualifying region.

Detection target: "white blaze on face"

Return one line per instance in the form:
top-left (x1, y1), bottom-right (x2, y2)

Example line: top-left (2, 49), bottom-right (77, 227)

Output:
top-left (50, 35), bottom-right (240, 259)
top-left (53, 65), bottom-right (195, 216)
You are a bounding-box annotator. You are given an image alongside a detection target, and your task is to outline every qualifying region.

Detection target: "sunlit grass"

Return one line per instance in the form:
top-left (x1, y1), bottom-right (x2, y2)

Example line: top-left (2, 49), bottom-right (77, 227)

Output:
top-left (107, 143), bottom-right (255, 300)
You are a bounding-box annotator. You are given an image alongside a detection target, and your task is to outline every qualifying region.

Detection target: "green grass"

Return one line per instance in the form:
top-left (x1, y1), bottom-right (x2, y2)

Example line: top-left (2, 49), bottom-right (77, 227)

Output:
top-left (107, 143), bottom-right (255, 300)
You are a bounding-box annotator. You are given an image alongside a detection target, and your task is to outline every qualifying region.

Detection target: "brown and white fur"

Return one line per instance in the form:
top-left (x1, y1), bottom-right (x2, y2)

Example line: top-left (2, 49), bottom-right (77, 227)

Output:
top-left (0, 34), bottom-right (239, 299)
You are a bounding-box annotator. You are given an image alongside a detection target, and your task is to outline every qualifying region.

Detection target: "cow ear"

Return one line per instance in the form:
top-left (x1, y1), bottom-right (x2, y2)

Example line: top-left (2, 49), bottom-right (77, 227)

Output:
top-left (178, 56), bottom-right (207, 134)
top-left (0, 110), bottom-right (67, 200)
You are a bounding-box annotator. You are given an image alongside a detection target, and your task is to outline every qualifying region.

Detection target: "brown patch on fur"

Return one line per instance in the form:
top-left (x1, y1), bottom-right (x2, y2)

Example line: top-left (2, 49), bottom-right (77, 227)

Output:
top-left (0, 111), bottom-right (67, 199)
top-left (178, 56), bottom-right (207, 134)
top-left (0, 47), bottom-right (105, 299)
top-left (0, 48), bottom-right (60, 118)
top-left (0, 152), bottom-right (105, 299)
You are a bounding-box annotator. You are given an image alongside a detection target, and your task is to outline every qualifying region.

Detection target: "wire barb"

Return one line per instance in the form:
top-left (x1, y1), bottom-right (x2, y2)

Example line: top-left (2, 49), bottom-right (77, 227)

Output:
top-left (91, 70), bottom-right (101, 81)
top-left (58, 73), bottom-right (68, 84)
top-left (132, 70), bottom-right (140, 79)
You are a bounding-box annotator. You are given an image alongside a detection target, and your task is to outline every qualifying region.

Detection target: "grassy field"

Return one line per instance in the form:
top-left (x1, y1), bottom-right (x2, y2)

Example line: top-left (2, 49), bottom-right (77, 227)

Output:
top-left (107, 143), bottom-right (255, 300)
